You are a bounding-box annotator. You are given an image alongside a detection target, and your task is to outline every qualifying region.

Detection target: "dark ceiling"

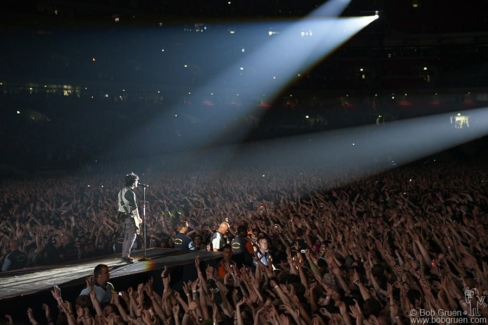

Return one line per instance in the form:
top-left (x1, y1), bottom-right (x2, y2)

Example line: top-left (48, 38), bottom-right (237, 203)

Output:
top-left (0, 0), bottom-right (487, 34)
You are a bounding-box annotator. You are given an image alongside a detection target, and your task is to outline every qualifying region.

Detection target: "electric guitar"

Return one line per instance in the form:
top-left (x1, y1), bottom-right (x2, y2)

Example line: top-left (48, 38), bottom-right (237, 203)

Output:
top-left (128, 207), bottom-right (143, 233)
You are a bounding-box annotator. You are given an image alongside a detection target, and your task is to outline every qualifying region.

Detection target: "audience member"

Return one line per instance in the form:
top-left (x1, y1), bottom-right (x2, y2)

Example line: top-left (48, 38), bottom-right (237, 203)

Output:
top-left (210, 222), bottom-right (229, 252)
top-left (79, 264), bottom-right (114, 305)
top-left (1, 239), bottom-right (27, 271)
top-left (216, 244), bottom-right (239, 279)
top-left (174, 221), bottom-right (195, 250)
top-left (231, 225), bottom-right (255, 269)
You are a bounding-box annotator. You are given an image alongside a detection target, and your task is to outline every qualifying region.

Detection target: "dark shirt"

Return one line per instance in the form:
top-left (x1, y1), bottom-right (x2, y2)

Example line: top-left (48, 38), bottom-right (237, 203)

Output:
top-left (1, 250), bottom-right (27, 271)
top-left (35, 244), bottom-right (63, 266)
top-left (231, 235), bottom-right (254, 267)
top-left (174, 233), bottom-right (195, 250)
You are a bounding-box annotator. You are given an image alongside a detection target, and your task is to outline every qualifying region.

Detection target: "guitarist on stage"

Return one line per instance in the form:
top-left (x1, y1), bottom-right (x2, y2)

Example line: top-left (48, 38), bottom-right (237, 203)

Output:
top-left (118, 172), bottom-right (143, 263)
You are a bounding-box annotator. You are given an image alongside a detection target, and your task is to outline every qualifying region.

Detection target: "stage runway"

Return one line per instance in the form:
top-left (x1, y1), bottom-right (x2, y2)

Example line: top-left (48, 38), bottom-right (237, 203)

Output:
top-left (0, 248), bottom-right (222, 301)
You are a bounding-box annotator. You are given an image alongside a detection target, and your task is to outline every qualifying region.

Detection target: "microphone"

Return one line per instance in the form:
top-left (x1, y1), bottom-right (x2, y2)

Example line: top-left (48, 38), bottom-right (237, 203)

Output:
top-left (138, 183), bottom-right (149, 188)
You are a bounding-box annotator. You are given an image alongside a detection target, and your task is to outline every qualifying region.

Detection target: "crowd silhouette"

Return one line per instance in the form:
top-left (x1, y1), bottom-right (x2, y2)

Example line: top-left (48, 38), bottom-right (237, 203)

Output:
top-left (1, 151), bottom-right (488, 324)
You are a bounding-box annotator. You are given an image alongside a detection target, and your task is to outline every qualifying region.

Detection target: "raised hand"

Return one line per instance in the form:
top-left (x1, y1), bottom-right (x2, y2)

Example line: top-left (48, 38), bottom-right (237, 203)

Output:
top-left (51, 285), bottom-right (62, 303)
top-left (236, 298), bottom-right (246, 308)
top-left (163, 274), bottom-right (171, 288)
top-left (111, 291), bottom-right (121, 306)
top-left (173, 291), bottom-right (181, 301)
top-left (42, 303), bottom-right (51, 319)
top-left (27, 308), bottom-right (37, 325)
top-left (211, 303), bottom-right (219, 320)
top-left (86, 276), bottom-right (95, 292)
top-left (144, 283), bottom-right (154, 298)
top-left (89, 290), bottom-right (99, 305)
top-left (5, 315), bottom-right (13, 325)
top-left (137, 283), bottom-right (144, 294)
top-left (248, 288), bottom-right (258, 304)
top-left (182, 281), bottom-right (191, 296)
top-left (387, 283), bottom-right (393, 296)
top-left (337, 301), bottom-right (349, 315)
top-left (147, 277), bottom-right (154, 289)
top-left (142, 310), bottom-right (152, 325)
top-left (279, 304), bottom-right (297, 318)
top-left (191, 278), bottom-right (200, 292)
top-left (369, 315), bottom-right (380, 325)
top-left (188, 301), bottom-right (198, 311)
top-left (279, 313), bottom-right (290, 325)
top-left (161, 265), bottom-right (168, 278)
top-left (120, 291), bottom-right (130, 302)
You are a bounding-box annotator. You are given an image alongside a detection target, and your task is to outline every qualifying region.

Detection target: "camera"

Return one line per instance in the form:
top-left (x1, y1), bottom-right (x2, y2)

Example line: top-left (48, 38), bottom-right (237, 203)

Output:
top-left (206, 278), bottom-right (219, 293)
top-left (206, 278), bottom-right (222, 304)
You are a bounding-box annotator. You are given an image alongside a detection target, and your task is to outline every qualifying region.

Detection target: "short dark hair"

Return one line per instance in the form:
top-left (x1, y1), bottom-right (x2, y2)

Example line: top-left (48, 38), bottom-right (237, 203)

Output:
top-left (363, 298), bottom-right (382, 317)
top-left (222, 244), bottom-right (232, 251)
top-left (295, 228), bottom-right (304, 237)
top-left (124, 172), bottom-right (139, 187)
top-left (10, 239), bottom-right (20, 248)
top-left (371, 264), bottom-right (384, 277)
top-left (407, 289), bottom-right (422, 305)
top-left (257, 236), bottom-right (268, 244)
top-left (94, 264), bottom-right (108, 278)
top-left (237, 225), bottom-right (248, 234)
top-left (177, 221), bottom-right (188, 231)
top-left (75, 295), bottom-right (93, 309)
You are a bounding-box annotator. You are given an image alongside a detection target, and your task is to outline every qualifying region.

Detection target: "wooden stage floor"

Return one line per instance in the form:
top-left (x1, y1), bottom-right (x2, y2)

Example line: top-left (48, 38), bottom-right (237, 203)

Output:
top-left (0, 248), bottom-right (222, 301)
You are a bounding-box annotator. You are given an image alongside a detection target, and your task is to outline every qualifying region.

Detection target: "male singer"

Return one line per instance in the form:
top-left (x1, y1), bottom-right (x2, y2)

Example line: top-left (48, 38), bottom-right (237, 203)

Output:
top-left (118, 172), bottom-right (143, 263)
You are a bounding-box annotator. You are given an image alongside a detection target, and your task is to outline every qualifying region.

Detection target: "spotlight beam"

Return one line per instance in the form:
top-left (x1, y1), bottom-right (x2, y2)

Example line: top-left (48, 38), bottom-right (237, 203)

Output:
top-left (108, 0), bottom-right (378, 163)
top-left (146, 18), bottom-right (374, 149)
top-left (228, 107), bottom-right (488, 186)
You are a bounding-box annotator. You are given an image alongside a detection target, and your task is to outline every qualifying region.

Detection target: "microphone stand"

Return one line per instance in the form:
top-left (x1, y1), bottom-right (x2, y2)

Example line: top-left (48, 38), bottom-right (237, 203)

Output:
top-left (139, 186), bottom-right (151, 261)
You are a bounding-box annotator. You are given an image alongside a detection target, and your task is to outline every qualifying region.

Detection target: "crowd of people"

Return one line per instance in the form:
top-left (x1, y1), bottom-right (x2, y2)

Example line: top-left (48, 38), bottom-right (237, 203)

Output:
top-left (1, 152), bottom-right (488, 324)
